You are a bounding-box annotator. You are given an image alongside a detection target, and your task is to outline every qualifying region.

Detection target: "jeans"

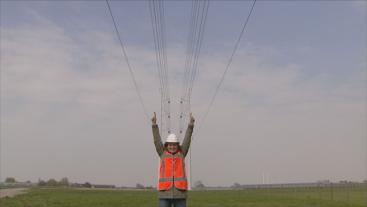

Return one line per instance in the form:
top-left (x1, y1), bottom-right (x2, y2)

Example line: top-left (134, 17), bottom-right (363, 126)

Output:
top-left (159, 199), bottom-right (186, 207)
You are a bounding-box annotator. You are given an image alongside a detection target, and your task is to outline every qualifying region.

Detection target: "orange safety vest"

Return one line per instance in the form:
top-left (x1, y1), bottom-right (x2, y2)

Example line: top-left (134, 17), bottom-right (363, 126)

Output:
top-left (158, 150), bottom-right (188, 191)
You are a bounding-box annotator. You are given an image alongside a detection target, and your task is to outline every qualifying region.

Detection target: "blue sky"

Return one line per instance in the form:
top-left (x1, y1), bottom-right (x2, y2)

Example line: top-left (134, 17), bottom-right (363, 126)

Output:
top-left (1, 0), bottom-right (366, 186)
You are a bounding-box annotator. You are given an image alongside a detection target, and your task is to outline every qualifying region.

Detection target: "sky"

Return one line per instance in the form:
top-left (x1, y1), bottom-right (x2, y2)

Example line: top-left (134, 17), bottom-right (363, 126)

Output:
top-left (0, 0), bottom-right (366, 187)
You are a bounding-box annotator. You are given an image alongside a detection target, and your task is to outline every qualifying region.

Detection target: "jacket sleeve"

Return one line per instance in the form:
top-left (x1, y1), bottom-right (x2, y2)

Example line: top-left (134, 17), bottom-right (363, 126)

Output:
top-left (152, 124), bottom-right (164, 156)
top-left (181, 123), bottom-right (194, 157)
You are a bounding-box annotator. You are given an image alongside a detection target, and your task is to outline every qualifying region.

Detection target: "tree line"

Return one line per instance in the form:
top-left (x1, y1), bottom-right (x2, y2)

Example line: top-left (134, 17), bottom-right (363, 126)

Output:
top-left (37, 177), bottom-right (70, 187)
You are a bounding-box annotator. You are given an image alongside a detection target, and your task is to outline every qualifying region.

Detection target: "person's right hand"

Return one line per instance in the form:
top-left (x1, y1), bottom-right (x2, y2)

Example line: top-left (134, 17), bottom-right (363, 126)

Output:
top-left (152, 112), bottom-right (157, 125)
top-left (189, 113), bottom-right (195, 125)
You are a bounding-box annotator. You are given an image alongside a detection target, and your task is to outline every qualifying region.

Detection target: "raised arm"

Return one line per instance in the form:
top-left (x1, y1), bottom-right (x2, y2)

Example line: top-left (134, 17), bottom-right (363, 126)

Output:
top-left (152, 112), bottom-right (164, 156)
top-left (181, 113), bottom-right (195, 157)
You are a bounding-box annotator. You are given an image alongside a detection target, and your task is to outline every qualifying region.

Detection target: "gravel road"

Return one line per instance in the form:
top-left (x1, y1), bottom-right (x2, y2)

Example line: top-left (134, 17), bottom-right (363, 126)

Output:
top-left (0, 188), bottom-right (28, 199)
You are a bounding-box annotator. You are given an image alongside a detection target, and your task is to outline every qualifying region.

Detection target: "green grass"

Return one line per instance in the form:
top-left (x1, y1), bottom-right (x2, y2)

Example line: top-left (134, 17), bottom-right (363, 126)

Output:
top-left (0, 187), bottom-right (366, 207)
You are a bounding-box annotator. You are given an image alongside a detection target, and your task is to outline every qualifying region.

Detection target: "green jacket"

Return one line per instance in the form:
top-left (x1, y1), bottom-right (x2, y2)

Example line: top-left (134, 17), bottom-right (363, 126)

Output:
top-left (152, 123), bottom-right (194, 199)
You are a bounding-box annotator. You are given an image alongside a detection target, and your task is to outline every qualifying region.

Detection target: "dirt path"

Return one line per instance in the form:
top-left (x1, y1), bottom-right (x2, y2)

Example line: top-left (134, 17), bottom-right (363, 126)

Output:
top-left (0, 188), bottom-right (28, 199)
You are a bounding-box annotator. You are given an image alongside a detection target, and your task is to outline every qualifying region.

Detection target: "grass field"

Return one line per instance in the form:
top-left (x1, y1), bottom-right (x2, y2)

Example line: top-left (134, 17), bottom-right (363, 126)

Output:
top-left (0, 187), bottom-right (366, 207)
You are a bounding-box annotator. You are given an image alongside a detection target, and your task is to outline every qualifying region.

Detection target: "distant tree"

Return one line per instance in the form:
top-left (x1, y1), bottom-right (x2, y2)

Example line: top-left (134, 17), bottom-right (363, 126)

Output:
top-left (59, 177), bottom-right (69, 186)
top-left (339, 180), bottom-right (350, 184)
top-left (83, 182), bottom-right (92, 188)
top-left (5, 177), bottom-right (16, 183)
top-left (231, 182), bottom-right (242, 189)
top-left (46, 179), bottom-right (58, 186)
top-left (136, 183), bottom-right (145, 189)
top-left (38, 179), bottom-right (47, 186)
top-left (193, 180), bottom-right (205, 189)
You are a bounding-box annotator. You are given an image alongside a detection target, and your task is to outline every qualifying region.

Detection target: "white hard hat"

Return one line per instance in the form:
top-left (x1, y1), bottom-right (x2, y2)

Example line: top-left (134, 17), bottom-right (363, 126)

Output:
top-left (165, 133), bottom-right (180, 143)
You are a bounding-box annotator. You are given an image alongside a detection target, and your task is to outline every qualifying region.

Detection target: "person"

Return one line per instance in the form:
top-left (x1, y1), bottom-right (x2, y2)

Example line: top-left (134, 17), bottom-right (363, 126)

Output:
top-left (152, 112), bottom-right (195, 207)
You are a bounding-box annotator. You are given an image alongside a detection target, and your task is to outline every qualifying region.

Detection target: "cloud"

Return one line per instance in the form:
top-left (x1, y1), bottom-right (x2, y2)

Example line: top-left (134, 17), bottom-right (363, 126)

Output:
top-left (352, 1), bottom-right (367, 13)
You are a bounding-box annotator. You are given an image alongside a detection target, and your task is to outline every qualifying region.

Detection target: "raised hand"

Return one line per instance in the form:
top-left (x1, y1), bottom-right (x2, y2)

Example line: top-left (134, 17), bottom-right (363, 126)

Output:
top-left (152, 112), bottom-right (157, 125)
top-left (189, 113), bottom-right (195, 125)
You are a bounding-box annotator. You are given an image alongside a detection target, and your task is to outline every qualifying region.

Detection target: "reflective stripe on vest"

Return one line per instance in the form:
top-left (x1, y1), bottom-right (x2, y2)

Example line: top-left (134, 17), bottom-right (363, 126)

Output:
top-left (158, 150), bottom-right (188, 191)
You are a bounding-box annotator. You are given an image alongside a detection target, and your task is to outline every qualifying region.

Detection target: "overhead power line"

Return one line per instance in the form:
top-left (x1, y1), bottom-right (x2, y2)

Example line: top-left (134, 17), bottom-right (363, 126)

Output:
top-left (198, 0), bottom-right (257, 132)
top-left (105, 0), bottom-right (150, 121)
top-left (149, 0), bottom-right (171, 137)
top-left (179, 0), bottom-right (210, 135)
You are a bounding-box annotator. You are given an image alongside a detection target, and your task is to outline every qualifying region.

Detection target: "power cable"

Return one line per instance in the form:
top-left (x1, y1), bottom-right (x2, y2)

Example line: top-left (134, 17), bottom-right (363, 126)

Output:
top-left (198, 0), bottom-right (257, 133)
top-left (149, 0), bottom-right (171, 136)
top-left (105, 0), bottom-right (150, 121)
top-left (179, 0), bottom-right (209, 136)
